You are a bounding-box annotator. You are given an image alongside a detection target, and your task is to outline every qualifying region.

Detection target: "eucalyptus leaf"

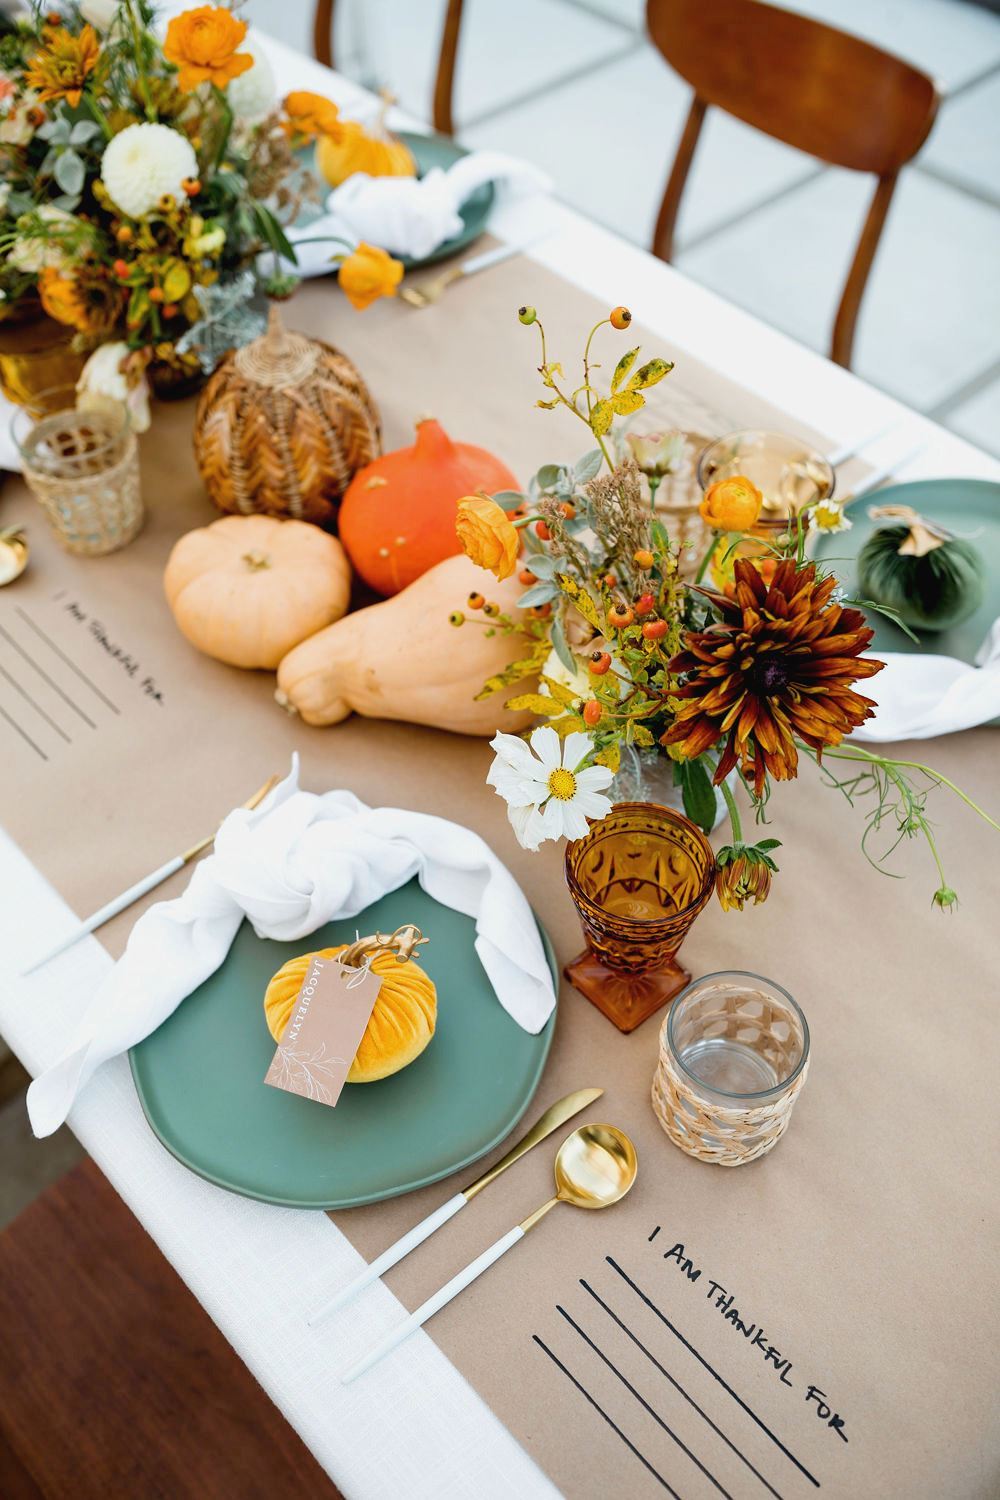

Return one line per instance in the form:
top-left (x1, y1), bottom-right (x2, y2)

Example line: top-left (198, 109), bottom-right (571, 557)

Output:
top-left (517, 581), bottom-right (560, 608)
top-left (573, 448), bottom-right (603, 483)
top-left (550, 616), bottom-right (576, 674)
top-left (536, 463), bottom-right (562, 490)
top-left (492, 489), bottom-right (526, 511)
top-left (69, 120), bottom-right (102, 146)
top-left (520, 552), bottom-right (561, 579)
top-left (54, 150), bottom-right (84, 196)
top-left (39, 148), bottom-right (58, 176)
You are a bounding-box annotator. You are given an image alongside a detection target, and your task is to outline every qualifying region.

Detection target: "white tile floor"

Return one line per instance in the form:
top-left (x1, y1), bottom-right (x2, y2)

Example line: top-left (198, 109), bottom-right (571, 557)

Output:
top-left (245, 0), bottom-right (1000, 455)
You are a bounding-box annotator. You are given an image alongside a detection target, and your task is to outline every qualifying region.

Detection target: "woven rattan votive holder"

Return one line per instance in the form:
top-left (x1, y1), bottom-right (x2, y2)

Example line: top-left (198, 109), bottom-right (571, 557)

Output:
top-left (13, 394), bottom-right (142, 556)
top-left (652, 971), bottom-right (810, 1166)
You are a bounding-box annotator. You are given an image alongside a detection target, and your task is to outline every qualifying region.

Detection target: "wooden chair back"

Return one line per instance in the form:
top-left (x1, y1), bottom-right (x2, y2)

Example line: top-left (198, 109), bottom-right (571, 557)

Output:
top-left (647, 0), bottom-right (939, 366)
top-left (312, 0), bottom-right (465, 136)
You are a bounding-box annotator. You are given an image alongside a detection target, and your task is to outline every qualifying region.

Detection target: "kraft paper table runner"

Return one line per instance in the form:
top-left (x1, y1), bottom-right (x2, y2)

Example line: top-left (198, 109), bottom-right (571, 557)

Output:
top-left (2, 263), bottom-right (998, 1499)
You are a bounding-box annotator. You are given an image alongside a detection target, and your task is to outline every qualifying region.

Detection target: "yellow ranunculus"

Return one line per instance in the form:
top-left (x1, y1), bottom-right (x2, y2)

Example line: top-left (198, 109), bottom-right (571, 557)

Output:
top-left (455, 496), bottom-right (519, 581)
top-left (699, 475), bottom-right (763, 532)
top-left (337, 242), bottom-right (403, 311)
top-left (164, 6), bottom-right (253, 92)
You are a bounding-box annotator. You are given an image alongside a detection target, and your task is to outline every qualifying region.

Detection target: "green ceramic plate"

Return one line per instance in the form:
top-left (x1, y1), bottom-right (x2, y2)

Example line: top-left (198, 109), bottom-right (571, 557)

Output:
top-left (129, 880), bottom-right (557, 1210)
top-left (297, 130), bottom-right (494, 273)
top-left (814, 477), bottom-right (1000, 665)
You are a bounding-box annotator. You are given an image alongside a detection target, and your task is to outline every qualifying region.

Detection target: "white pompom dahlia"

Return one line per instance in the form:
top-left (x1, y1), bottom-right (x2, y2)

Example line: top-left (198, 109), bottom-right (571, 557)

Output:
top-left (100, 123), bottom-right (197, 220)
top-left (227, 37), bottom-right (276, 122)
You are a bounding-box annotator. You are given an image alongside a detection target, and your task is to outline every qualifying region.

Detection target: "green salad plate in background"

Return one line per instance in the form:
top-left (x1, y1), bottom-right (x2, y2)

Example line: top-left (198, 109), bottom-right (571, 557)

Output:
top-left (130, 880), bottom-right (557, 1209)
top-left (814, 477), bottom-right (1000, 667)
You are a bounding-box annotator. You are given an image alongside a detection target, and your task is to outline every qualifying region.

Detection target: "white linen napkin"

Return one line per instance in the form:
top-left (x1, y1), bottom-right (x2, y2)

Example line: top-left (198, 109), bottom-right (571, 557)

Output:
top-left (276, 150), bottom-right (551, 274)
top-left (26, 757), bottom-right (556, 1139)
top-left (853, 618), bottom-right (1000, 741)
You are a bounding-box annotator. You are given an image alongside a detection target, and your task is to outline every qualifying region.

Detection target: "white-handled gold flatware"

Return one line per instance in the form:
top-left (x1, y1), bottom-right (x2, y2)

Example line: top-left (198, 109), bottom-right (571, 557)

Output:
top-left (340, 1123), bottom-right (637, 1383)
top-left (21, 774), bottom-right (281, 975)
top-left (309, 1087), bottom-right (604, 1325)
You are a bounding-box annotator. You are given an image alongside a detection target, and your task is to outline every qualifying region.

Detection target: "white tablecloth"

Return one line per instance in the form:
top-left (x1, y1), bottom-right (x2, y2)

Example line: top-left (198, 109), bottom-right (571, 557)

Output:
top-left (2, 32), bottom-right (998, 1500)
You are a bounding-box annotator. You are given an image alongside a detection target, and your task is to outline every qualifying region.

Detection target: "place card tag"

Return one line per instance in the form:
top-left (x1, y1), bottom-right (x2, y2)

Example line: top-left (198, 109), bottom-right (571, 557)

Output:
top-left (264, 954), bottom-right (382, 1108)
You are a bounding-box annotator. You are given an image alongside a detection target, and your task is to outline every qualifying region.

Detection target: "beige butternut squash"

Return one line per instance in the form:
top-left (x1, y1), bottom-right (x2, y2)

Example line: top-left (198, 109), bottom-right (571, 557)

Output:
top-left (275, 553), bottom-right (536, 735)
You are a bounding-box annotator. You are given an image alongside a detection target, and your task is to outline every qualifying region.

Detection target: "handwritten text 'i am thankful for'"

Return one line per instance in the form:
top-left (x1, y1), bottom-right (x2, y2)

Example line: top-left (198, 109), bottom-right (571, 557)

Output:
top-left (649, 1228), bottom-right (850, 1445)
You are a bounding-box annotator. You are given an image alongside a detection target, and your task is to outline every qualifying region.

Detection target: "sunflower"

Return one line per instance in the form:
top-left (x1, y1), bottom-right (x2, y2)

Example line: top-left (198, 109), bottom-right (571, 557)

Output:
top-left (24, 23), bottom-right (100, 107)
top-left (38, 264), bottom-right (123, 336)
top-left (662, 557), bottom-right (884, 794)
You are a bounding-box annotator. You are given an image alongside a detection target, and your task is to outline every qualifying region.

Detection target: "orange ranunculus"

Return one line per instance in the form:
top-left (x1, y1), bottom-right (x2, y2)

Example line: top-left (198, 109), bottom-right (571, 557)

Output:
top-left (282, 89), bottom-right (349, 141)
top-left (337, 242), bottom-right (403, 311)
top-left (163, 6), bottom-right (253, 92)
top-left (455, 496), bottom-right (519, 581)
top-left (699, 474), bottom-right (763, 532)
top-left (24, 23), bottom-right (99, 107)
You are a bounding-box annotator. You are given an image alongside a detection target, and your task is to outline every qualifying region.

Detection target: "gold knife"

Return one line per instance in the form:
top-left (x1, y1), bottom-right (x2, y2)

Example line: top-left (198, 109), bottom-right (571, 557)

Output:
top-left (309, 1087), bottom-right (604, 1324)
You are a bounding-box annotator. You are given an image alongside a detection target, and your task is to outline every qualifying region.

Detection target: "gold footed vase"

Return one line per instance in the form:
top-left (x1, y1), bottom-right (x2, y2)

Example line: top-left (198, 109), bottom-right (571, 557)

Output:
top-left (564, 802), bottom-right (716, 1033)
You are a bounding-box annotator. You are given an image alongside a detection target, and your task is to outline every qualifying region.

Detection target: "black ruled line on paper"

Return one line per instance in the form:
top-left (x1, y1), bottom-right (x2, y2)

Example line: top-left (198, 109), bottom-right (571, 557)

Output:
top-left (557, 1306), bottom-right (731, 1498)
top-left (15, 607), bottom-right (120, 715)
top-left (0, 663), bottom-right (71, 744)
top-left (0, 622), bottom-right (97, 729)
top-left (0, 701), bottom-right (47, 761)
top-left (608, 1259), bottom-right (820, 1489)
top-left (533, 1335), bottom-right (683, 1499)
top-left (582, 1280), bottom-right (784, 1500)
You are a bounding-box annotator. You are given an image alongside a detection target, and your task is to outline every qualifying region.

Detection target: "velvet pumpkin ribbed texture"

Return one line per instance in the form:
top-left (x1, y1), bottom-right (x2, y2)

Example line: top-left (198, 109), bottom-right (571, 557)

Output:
top-left (263, 946), bottom-right (437, 1083)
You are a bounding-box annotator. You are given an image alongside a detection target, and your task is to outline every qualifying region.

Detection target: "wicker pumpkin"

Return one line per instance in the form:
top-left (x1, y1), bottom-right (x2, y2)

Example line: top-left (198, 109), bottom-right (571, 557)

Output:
top-left (193, 306), bottom-right (381, 528)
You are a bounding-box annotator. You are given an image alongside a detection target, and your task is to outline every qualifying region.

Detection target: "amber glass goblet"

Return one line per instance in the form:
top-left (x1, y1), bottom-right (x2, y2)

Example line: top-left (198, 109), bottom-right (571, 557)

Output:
top-left (564, 802), bottom-right (716, 1033)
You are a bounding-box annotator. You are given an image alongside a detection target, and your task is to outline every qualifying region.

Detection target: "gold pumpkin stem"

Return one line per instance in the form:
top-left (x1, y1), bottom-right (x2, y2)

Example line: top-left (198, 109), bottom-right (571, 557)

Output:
top-left (242, 549), bottom-right (271, 571)
top-left (338, 925), bottom-right (429, 969)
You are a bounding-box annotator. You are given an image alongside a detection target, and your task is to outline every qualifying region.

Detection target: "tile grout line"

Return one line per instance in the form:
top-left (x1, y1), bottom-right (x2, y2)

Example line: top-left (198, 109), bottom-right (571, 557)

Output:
top-left (926, 353), bottom-right (1000, 424)
top-left (937, 55), bottom-right (1000, 104)
top-left (552, 0), bottom-right (646, 38)
top-left (458, 39), bottom-right (644, 131)
top-left (912, 160), bottom-right (1000, 215)
top-left (675, 163), bottom-right (830, 255)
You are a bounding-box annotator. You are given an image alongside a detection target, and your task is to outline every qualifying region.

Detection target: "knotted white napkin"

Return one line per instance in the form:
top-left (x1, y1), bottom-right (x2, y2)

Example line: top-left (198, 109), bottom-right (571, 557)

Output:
top-left (853, 618), bottom-right (1000, 741)
top-left (277, 150), bottom-right (550, 274)
top-left (26, 758), bottom-right (556, 1139)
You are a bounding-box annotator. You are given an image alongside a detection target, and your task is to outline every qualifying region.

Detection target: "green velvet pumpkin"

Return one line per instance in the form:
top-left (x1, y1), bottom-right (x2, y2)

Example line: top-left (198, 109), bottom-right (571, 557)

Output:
top-left (857, 523), bottom-right (984, 632)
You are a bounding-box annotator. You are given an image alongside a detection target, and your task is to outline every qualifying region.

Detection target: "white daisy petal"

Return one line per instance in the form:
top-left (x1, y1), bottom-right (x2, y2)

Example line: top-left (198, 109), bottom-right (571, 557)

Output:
top-left (538, 796), bottom-right (568, 844)
top-left (507, 802), bottom-right (545, 851)
top-left (560, 731), bottom-right (597, 769)
top-left (574, 790), bottom-right (614, 821)
top-left (575, 764), bottom-right (614, 793)
top-left (529, 724), bottom-right (562, 771)
top-left (558, 803), bottom-right (592, 841)
top-left (489, 731), bottom-right (541, 775)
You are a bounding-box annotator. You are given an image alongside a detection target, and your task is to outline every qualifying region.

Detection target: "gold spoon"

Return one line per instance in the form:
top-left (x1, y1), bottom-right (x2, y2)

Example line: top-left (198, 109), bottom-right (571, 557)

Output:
top-left (340, 1123), bottom-right (638, 1384)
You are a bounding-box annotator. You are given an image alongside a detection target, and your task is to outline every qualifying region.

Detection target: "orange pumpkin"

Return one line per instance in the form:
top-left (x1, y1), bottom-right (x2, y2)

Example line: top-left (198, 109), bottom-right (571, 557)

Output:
top-left (338, 416), bottom-right (519, 596)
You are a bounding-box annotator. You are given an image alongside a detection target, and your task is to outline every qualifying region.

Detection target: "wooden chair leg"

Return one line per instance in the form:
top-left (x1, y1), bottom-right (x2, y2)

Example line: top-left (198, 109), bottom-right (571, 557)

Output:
top-left (433, 0), bottom-right (465, 136)
top-left (831, 172), bottom-right (897, 369)
top-left (651, 94), bottom-right (707, 263)
top-left (313, 0), bottom-right (335, 70)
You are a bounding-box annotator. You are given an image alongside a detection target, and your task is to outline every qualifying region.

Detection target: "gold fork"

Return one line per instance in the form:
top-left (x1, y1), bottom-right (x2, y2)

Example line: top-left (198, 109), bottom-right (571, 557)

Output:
top-left (400, 241), bottom-right (529, 309)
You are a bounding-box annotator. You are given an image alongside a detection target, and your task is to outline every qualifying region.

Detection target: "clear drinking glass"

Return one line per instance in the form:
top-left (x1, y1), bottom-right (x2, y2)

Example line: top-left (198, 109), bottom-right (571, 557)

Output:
top-left (652, 970), bottom-right (810, 1165)
top-left (12, 389), bottom-right (143, 557)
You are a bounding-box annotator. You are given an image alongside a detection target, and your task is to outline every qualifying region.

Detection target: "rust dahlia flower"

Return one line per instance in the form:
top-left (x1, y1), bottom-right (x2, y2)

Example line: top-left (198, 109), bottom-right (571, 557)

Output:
top-left (662, 558), bottom-right (884, 794)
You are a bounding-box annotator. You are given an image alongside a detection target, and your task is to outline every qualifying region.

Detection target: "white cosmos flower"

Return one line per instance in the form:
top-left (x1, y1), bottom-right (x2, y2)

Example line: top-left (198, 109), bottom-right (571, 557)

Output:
top-left (77, 342), bottom-right (151, 434)
top-left (487, 726), bottom-right (614, 851)
top-left (79, 0), bottom-right (121, 30)
top-left (808, 498), bottom-right (852, 534)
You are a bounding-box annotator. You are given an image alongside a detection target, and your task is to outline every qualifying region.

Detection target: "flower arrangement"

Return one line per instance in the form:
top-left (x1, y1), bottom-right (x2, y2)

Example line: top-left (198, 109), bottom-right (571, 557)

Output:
top-left (0, 3), bottom-right (403, 405)
top-left (452, 304), bottom-right (998, 910)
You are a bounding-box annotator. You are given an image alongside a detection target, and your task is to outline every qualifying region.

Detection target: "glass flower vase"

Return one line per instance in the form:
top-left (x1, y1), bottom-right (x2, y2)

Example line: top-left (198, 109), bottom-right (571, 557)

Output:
top-left (610, 745), bottom-right (729, 831)
top-left (564, 802), bottom-right (716, 1033)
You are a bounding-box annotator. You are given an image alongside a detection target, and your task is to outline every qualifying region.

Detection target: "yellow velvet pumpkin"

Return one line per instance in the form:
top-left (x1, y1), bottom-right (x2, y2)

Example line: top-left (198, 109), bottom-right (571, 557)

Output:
top-left (263, 945), bottom-right (436, 1083)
